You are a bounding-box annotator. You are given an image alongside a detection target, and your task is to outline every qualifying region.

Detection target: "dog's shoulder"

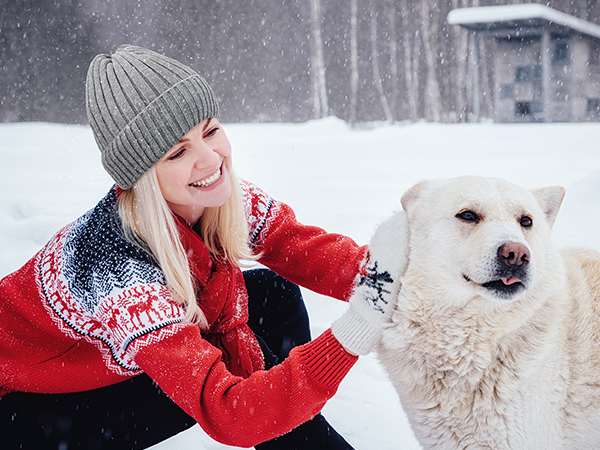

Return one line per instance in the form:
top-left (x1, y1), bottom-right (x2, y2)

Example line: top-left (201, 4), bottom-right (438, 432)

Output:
top-left (560, 248), bottom-right (600, 303)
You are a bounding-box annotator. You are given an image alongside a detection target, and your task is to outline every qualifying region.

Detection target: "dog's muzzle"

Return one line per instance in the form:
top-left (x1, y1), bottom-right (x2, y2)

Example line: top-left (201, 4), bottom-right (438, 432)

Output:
top-left (482, 242), bottom-right (531, 299)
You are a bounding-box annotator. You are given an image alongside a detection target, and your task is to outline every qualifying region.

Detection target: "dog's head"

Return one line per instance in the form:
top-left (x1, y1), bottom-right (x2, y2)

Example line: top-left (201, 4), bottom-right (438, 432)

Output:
top-left (401, 176), bottom-right (565, 305)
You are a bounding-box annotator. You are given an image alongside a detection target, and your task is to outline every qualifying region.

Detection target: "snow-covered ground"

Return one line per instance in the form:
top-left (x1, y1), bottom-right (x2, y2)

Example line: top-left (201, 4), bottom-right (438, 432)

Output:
top-left (1, 118), bottom-right (599, 449)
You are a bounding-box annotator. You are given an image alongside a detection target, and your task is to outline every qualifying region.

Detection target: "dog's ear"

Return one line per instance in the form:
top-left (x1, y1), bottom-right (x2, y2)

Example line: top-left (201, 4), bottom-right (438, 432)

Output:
top-left (401, 180), bottom-right (429, 211)
top-left (532, 186), bottom-right (565, 227)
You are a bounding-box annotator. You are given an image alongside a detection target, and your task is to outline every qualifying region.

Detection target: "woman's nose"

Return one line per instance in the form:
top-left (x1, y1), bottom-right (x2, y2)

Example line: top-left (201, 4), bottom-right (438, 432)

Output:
top-left (191, 141), bottom-right (220, 168)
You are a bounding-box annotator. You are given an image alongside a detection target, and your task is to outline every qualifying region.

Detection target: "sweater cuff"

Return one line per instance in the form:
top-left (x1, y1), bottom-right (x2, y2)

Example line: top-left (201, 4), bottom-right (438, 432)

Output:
top-left (295, 329), bottom-right (358, 389)
top-left (330, 307), bottom-right (383, 356)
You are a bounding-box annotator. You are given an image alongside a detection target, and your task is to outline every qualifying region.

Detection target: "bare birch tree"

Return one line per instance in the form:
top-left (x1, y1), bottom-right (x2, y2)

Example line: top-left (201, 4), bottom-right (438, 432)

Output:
top-left (420, 0), bottom-right (443, 121)
top-left (451, 0), bottom-right (469, 121)
top-left (349, 0), bottom-right (359, 123)
top-left (400, 0), bottom-right (419, 121)
top-left (309, 0), bottom-right (328, 119)
top-left (370, 5), bottom-right (393, 122)
top-left (387, 0), bottom-right (398, 122)
top-left (477, 34), bottom-right (493, 118)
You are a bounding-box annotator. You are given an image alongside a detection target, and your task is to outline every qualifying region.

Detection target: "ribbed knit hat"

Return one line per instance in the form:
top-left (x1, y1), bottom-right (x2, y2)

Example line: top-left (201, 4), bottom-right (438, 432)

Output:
top-left (86, 45), bottom-right (220, 189)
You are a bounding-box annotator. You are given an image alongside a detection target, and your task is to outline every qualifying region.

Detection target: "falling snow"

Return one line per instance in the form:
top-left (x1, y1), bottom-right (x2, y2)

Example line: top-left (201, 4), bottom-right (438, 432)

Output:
top-left (1, 118), bottom-right (599, 448)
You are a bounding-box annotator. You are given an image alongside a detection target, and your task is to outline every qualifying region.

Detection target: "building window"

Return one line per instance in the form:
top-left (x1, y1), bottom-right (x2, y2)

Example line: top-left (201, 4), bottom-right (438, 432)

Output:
top-left (515, 66), bottom-right (532, 82)
top-left (587, 98), bottom-right (600, 117)
top-left (500, 84), bottom-right (514, 98)
top-left (515, 102), bottom-right (532, 117)
top-left (554, 41), bottom-right (570, 63)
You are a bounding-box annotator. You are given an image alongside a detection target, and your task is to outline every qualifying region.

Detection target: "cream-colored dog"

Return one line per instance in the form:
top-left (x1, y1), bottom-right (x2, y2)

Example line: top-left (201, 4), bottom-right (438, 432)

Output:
top-left (378, 176), bottom-right (600, 450)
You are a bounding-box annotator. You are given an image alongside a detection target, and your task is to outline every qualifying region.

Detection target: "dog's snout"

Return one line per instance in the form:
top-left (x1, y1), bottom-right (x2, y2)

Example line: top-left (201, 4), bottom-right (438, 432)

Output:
top-left (498, 242), bottom-right (530, 268)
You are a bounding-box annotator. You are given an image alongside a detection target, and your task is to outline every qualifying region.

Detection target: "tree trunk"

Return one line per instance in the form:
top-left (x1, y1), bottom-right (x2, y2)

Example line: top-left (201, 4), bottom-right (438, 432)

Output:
top-left (451, 0), bottom-right (469, 121)
top-left (387, 0), bottom-right (398, 122)
top-left (309, 0), bottom-right (328, 119)
top-left (349, 0), bottom-right (359, 123)
top-left (370, 7), bottom-right (393, 122)
top-left (477, 35), bottom-right (493, 118)
top-left (420, 0), bottom-right (443, 121)
top-left (471, 32), bottom-right (481, 121)
top-left (400, 0), bottom-right (418, 121)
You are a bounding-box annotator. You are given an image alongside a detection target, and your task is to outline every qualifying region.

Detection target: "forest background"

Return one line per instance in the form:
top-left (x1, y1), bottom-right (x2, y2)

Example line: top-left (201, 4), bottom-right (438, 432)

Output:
top-left (1, 0), bottom-right (599, 124)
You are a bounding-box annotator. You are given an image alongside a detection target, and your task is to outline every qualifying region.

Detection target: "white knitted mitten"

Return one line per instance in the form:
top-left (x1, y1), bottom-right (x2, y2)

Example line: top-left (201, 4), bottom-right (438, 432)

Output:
top-left (331, 211), bottom-right (410, 355)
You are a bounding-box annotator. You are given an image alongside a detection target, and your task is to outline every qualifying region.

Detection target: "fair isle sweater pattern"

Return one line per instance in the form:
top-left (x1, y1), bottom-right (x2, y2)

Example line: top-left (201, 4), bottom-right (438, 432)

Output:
top-left (37, 182), bottom-right (278, 377)
top-left (240, 179), bottom-right (280, 247)
top-left (38, 188), bottom-right (186, 376)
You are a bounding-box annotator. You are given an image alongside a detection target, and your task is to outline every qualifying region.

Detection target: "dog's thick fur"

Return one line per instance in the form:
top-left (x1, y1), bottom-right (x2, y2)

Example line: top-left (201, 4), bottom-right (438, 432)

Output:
top-left (378, 176), bottom-right (600, 450)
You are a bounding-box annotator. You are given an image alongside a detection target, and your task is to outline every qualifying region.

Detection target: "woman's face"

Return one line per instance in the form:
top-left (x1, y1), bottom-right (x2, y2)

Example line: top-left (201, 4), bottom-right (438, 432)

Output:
top-left (155, 118), bottom-right (232, 226)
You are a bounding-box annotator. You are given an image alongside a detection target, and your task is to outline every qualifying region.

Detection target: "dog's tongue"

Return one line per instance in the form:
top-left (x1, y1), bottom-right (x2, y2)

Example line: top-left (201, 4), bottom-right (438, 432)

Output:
top-left (502, 277), bottom-right (521, 285)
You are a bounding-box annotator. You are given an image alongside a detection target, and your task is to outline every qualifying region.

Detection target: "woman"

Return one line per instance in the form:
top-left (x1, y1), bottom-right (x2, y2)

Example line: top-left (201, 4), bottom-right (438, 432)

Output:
top-left (0, 45), bottom-right (409, 449)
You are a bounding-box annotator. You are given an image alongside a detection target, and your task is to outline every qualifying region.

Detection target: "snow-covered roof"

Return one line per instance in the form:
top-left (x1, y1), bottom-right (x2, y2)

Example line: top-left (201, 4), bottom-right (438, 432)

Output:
top-left (447, 4), bottom-right (600, 40)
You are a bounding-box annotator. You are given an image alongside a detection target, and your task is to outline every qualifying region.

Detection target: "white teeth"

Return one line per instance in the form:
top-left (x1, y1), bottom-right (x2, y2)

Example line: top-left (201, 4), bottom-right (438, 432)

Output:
top-left (191, 168), bottom-right (221, 188)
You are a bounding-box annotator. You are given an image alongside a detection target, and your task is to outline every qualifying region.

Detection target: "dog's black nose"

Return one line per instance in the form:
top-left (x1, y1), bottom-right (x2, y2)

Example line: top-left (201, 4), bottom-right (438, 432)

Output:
top-left (498, 242), bottom-right (530, 268)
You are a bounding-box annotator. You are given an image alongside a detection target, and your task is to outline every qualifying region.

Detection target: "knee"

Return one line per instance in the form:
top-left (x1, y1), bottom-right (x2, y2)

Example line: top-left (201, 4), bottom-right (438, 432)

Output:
top-left (245, 269), bottom-right (308, 326)
top-left (245, 269), bottom-right (302, 305)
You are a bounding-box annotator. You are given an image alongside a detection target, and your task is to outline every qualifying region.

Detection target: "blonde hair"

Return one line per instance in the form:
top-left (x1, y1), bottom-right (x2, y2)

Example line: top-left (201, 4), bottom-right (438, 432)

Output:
top-left (118, 165), bottom-right (254, 328)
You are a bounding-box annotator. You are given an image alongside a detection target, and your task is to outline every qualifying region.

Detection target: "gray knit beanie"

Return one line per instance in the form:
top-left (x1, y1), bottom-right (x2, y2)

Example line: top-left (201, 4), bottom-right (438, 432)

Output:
top-left (86, 44), bottom-right (220, 189)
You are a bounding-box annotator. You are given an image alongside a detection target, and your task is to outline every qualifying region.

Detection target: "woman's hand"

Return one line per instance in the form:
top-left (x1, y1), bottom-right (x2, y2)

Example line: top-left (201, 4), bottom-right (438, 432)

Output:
top-left (331, 211), bottom-right (410, 355)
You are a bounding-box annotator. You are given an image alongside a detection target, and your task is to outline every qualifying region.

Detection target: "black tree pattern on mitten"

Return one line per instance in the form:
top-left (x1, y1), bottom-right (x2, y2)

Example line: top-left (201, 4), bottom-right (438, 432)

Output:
top-left (357, 260), bottom-right (394, 314)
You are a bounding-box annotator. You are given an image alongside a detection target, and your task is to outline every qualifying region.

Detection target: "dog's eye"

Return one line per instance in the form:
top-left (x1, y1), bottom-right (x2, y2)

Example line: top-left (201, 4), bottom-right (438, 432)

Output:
top-left (456, 210), bottom-right (480, 223)
top-left (520, 216), bottom-right (533, 228)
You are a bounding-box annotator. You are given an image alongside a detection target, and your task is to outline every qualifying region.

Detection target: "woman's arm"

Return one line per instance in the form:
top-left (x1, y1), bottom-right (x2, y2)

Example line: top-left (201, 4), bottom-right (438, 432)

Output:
top-left (135, 323), bottom-right (357, 448)
top-left (242, 180), bottom-right (368, 301)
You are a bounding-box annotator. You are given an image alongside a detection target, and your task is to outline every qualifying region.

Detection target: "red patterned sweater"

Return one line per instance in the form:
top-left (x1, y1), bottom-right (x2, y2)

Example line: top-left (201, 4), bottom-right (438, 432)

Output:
top-left (0, 180), bottom-right (367, 447)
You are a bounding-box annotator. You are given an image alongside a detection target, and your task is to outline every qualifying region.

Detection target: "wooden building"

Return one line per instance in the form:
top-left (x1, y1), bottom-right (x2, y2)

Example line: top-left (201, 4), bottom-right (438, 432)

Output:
top-left (448, 4), bottom-right (600, 123)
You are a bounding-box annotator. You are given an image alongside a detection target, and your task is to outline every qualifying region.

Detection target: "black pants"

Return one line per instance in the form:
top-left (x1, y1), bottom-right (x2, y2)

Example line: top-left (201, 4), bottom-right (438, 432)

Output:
top-left (245, 270), bottom-right (353, 450)
top-left (0, 269), bottom-right (353, 450)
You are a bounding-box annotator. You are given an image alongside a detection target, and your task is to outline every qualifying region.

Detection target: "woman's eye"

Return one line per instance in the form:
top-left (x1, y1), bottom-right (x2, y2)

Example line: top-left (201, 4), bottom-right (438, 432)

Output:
top-left (456, 210), bottom-right (480, 223)
top-left (204, 127), bottom-right (219, 138)
top-left (168, 148), bottom-right (186, 160)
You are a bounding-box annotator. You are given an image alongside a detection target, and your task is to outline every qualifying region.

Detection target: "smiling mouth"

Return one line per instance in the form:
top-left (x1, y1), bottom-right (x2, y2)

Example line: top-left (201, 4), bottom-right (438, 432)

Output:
top-left (190, 167), bottom-right (222, 188)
